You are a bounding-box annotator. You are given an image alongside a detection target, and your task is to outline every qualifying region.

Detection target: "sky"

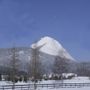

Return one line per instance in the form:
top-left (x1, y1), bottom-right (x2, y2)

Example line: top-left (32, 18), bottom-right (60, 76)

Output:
top-left (0, 0), bottom-right (90, 61)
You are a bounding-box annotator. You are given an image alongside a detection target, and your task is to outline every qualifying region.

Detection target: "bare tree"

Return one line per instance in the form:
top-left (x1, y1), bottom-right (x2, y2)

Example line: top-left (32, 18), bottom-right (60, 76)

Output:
top-left (53, 56), bottom-right (69, 81)
top-left (27, 43), bottom-right (45, 90)
top-left (28, 43), bottom-right (45, 81)
top-left (9, 46), bottom-right (20, 89)
top-left (76, 62), bottom-right (90, 76)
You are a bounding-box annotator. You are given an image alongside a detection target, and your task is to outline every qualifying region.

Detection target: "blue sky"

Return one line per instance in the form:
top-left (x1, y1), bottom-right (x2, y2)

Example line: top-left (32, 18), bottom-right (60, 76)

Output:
top-left (0, 0), bottom-right (90, 61)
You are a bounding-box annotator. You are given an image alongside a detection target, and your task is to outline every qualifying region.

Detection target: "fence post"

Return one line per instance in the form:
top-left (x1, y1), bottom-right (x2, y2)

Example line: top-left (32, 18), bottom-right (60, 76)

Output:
top-left (2, 86), bottom-right (4, 90)
top-left (21, 85), bottom-right (22, 90)
top-left (28, 84), bottom-right (30, 90)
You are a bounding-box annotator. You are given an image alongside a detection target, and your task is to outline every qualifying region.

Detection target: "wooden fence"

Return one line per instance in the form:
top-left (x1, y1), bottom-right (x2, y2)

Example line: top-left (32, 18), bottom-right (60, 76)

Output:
top-left (1, 83), bottom-right (90, 90)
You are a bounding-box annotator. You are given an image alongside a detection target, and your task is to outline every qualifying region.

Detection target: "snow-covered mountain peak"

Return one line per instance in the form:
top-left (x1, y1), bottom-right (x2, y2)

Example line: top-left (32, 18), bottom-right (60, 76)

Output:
top-left (31, 36), bottom-right (74, 60)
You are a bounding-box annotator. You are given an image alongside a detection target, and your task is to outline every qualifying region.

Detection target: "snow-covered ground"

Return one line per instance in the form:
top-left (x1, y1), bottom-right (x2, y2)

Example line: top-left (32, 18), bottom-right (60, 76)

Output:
top-left (0, 76), bottom-right (90, 90)
top-left (37, 87), bottom-right (90, 90)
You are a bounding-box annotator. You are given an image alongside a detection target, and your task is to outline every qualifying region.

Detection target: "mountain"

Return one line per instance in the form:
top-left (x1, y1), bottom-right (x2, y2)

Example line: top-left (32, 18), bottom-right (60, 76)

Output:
top-left (31, 36), bottom-right (74, 61)
top-left (31, 36), bottom-right (75, 73)
top-left (0, 36), bottom-right (75, 74)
